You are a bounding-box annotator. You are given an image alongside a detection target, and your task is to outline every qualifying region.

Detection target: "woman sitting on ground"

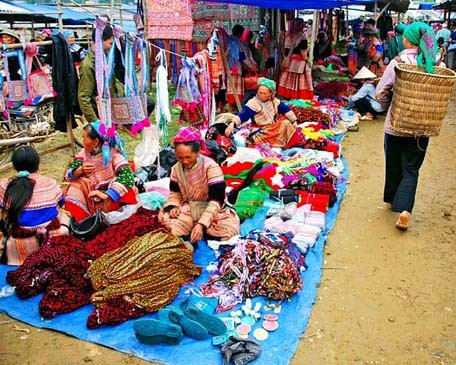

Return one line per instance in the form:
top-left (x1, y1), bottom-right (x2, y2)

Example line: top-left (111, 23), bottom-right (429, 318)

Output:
top-left (347, 66), bottom-right (385, 120)
top-left (64, 121), bottom-right (137, 223)
top-left (224, 77), bottom-right (298, 148)
top-left (159, 126), bottom-right (240, 246)
top-left (0, 146), bottom-right (69, 265)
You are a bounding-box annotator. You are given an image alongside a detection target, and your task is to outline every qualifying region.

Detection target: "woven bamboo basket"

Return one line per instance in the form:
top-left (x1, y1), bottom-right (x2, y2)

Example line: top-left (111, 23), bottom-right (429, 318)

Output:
top-left (390, 63), bottom-right (456, 137)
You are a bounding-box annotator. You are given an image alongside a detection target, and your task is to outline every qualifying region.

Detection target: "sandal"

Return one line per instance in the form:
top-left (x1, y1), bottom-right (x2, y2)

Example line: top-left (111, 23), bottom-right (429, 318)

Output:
top-left (395, 211), bottom-right (410, 231)
top-left (360, 115), bottom-right (373, 121)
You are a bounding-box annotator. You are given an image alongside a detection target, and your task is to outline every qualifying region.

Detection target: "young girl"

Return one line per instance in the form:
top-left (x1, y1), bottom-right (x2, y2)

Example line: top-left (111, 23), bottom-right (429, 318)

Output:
top-left (0, 146), bottom-right (69, 265)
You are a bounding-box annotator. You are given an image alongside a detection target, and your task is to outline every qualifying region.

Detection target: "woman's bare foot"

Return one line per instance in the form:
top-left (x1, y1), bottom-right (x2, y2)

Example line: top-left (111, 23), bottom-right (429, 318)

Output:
top-left (395, 211), bottom-right (410, 230)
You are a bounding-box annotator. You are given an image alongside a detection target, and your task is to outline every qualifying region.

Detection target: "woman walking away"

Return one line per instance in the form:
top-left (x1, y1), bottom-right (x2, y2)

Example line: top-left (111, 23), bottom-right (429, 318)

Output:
top-left (0, 146), bottom-right (69, 265)
top-left (376, 22), bottom-right (438, 230)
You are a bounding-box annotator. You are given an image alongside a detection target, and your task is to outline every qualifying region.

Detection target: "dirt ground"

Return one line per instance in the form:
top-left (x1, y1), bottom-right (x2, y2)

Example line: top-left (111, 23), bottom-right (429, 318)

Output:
top-left (0, 98), bottom-right (455, 365)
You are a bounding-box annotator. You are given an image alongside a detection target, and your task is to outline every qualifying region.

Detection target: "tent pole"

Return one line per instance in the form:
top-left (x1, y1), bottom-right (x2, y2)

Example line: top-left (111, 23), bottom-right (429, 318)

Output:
top-left (218, 31), bottom-right (242, 112)
top-left (57, 1), bottom-right (64, 32)
top-left (308, 10), bottom-right (318, 67)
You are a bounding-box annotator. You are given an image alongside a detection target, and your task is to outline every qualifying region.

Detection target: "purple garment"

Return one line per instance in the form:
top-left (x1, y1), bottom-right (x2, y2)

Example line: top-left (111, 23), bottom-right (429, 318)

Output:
top-left (376, 48), bottom-right (419, 137)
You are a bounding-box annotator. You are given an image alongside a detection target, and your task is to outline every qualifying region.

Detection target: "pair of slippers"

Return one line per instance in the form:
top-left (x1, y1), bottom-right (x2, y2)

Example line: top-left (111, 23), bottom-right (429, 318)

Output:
top-left (134, 305), bottom-right (227, 344)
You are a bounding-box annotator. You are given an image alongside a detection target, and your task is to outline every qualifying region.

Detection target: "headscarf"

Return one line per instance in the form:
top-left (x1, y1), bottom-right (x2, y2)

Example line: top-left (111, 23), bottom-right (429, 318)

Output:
top-left (395, 23), bottom-right (406, 35)
top-left (90, 121), bottom-right (127, 166)
top-left (240, 29), bottom-right (252, 44)
top-left (258, 77), bottom-right (276, 92)
top-left (41, 29), bottom-right (52, 38)
top-left (63, 31), bottom-right (73, 39)
top-left (173, 126), bottom-right (203, 144)
top-left (403, 21), bottom-right (438, 74)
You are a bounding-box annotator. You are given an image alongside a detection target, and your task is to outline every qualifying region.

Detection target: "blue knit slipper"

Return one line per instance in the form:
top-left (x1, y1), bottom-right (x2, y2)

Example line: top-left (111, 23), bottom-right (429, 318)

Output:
top-left (133, 319), bottom-right (182, 345)
top-left (183, 306), bottom-right (227, 336)
top-left (159, 307), bottom-right (209, 340)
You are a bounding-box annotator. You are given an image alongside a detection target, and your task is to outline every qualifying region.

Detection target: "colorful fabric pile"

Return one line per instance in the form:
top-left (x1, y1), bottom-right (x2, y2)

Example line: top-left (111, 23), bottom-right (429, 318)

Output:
top-left (6, 208), bottom-right (162, 322)
top-left (86, 230), bottom-right (202, 328)
top-left (6, 236), bottom-right (93, 318)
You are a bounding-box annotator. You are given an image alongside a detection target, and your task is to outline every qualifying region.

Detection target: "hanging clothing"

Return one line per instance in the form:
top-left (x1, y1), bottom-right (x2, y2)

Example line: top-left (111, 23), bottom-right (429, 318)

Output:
top-left (64, 148), bottom-right (137, 222)
top-left (0, 173), bottom-right (69, 265)
top-left (51, 33), bottom-right (80, 132)
top-left (146, 0), bottom-right (193, 41)
top-left (78, 50), bottom-right (124, 123)
top-left (159, 155), bottom-right (240, 239)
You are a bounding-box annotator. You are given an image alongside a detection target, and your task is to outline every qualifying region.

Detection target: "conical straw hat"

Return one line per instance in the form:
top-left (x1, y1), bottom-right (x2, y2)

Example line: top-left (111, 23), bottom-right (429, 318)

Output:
top-left (353, 66), bottom-right (377, 80)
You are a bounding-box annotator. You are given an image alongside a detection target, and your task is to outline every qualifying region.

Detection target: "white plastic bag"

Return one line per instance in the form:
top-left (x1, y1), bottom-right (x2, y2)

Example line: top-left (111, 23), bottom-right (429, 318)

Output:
top-left (134, 125), bottom-right (160, 170)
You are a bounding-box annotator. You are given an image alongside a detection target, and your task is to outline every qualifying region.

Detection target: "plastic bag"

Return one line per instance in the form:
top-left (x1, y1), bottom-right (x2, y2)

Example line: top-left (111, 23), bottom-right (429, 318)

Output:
top-left (134, 125), bottom-right (160, 170)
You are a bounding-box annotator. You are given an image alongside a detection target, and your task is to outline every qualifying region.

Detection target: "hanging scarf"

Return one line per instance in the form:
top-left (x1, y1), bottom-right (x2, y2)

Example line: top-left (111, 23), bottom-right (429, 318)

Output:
top-left (155, 50), bottom-right (171, 145)
top-left (172, 57), bottom-right (202, 110)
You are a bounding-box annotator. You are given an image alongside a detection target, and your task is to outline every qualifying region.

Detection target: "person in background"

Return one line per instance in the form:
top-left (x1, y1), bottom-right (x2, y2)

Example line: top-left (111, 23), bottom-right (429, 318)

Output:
top-left (363, 24), bottom-right (384, 77)
top-left (446, 22), bottom-right (456, 70)
top-left (64, 31), bottom-right (84, 65)
top-left (225, 24), bottom-right (258, 112)
top-left (313, 31), bottom-right (332, 62)
top-left (64, 121), bottom-right (137, 222)
top-left (376, 22), bottom-right (438, 230)
top-left (0, 146), bottom-right (69, 265)
top-left (436, 23), bottom-right (451, 50)
top-left (347, 66), bottom-right (384, 120)
top-left (159, 126), bottom-right (240, 246)
top-left (386, 23), bottom-right (406, 63)
top-left (38, 29), bottom-right (53, 66)
top-left (78, 24), bottom-right (124, 124)
top-left (0, 29), bottom-right (22, 82)
top-left (277, 17), bottom-right (314, 100)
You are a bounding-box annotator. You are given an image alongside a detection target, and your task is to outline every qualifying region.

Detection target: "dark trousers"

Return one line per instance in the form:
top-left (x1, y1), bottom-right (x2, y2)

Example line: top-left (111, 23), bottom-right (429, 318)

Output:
top-left (383, 133), bottom-right (429, 213)
top-left (354, 96), bottom-right (378, 116)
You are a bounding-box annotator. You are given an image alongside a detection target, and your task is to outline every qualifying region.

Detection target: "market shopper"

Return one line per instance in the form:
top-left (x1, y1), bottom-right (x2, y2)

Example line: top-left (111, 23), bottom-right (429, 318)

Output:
top-left (78, 25), bottom-right (124, 124)
top-left (0, 29), bottom-right (22, 82)
top-left (0, 146), bottom-right (69, 265)
top-left (363, 25), bottom-right (384, 77)
top-left (313, 31), bottom-right (332, 62)
top-left (277, 17), bottom-right (314, 100)
top-left (375, 22), bottom-right (438, 230)
top-left (159, 126), bottom-right (240, 245)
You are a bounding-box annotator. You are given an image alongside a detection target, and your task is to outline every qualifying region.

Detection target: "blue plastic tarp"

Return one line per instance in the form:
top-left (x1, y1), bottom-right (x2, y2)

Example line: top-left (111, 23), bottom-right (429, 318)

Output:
top-left (0, 157), bottom-right (349, 365)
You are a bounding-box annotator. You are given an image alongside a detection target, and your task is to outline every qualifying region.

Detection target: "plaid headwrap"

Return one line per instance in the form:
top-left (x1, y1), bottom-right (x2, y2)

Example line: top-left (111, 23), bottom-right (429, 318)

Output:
top-left (173, 126), bottom-right (203, 144)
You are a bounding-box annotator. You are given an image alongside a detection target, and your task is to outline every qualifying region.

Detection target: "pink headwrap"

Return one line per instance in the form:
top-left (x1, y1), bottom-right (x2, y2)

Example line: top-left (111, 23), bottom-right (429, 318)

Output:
top-left (173, 126), bottom-right (203, 144)
top-left (240, 29), bottom-right (252, 43)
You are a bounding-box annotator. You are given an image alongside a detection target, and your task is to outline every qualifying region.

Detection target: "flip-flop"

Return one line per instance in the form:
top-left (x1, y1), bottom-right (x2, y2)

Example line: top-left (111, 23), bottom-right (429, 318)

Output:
top-left (395, 211), bottom-right (410, 231)
top-left (360, 115), bottom-right (373, 120)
